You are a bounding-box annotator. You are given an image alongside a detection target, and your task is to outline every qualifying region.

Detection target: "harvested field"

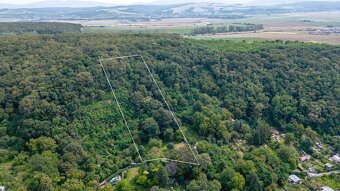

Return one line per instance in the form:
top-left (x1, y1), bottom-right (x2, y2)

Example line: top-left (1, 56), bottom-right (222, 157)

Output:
top-left (189, 32), bottom-right (340, 45)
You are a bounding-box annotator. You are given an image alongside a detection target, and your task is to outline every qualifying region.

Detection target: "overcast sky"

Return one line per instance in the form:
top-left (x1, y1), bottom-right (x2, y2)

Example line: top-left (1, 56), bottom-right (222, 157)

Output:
top-left (1, 0), bottom-right (339, 5)
top-left (0, 0), bottom-right (155, 4)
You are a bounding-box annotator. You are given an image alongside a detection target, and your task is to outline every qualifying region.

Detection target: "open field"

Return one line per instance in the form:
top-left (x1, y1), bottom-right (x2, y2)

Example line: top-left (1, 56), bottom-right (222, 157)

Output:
top-left (83, 26), bottom-right (193, 34)
top-left (79, 18), bottom-right (224, 27)
top-left (75, 11), bottom-right (340, 45)
top-left (234, 11), bottom-right (340, 26)
top-left (80, 18), bottom-right (225, 34)
top-left (188, 31), bottom-right (340, 45)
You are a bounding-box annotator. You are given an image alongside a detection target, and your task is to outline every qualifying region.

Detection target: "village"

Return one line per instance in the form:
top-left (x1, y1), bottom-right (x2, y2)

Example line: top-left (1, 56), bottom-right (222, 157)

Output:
top-left (272, 130), bottom-right (339, 191)
top-left (93, 129), bottom-right (340, 191)
top-left (307, 27), bottom-right (340, 35)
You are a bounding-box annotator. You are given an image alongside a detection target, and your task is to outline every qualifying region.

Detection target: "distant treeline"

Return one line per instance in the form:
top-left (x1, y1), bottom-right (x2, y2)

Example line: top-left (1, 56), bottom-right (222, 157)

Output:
top-left (0, 22), bottom-right (82, 34)
top-left (190, 23), bottom-right (263, 35)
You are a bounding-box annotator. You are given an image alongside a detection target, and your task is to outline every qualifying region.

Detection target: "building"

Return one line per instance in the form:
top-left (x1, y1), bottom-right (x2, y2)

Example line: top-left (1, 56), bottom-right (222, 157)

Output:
top-left (288, 174), bottom-right (302, 185)
top-left (325, 163), bottom-right (333, 170)
top-left (321, 186), bottom-right (334, 191)
top-left (309, 167), bottom-right (317, 173)
top-left (308, 173), bottom-right (316, 178)
top-left (316, 142), bottom-right (324, 149)
top-left (109, 175), bottom-right (122, 185)
top-left (329, 155), bottom-right (340, 164)
top-left (271, 130), bottom-right (285, 142)
top-left (0, 186), bottom-right (5, 191)
top-left (307, 27), bottom-right (340, 35)
top-left (299, 154), bottom-right (311, 162)
top-left (312, 147), bottom-right (320, 153)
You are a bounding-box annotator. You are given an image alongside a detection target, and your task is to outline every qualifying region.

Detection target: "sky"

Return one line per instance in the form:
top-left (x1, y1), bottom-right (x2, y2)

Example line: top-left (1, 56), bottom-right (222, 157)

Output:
top-left (0, 0), bottom-right (155, 4)
top-left (1, 0), bottom-right (339, 5)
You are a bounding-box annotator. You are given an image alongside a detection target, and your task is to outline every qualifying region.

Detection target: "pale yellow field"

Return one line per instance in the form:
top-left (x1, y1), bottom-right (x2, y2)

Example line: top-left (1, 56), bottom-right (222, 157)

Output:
top-left (52, 11), bottom-right (340, 45)
top-left (190, 32), bottom-right (340, 45)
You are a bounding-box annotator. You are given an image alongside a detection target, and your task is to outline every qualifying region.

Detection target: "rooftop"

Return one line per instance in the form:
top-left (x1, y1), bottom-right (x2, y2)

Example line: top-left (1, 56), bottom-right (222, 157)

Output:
top-left (321, 186), bottom-right (334, 191)
top-left (288, 174), bottom-right (301, 182)
top-left (299, 154), bottom-right (311, 161)
top-left (329, 155), bottom-right (340, 163)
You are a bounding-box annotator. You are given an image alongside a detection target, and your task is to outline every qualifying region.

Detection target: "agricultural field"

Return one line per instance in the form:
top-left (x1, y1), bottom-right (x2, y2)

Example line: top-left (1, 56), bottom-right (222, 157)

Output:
top-left (189, 32), bottom-right (340, 45)
top-left (75, 11), bottom-right (340, 44)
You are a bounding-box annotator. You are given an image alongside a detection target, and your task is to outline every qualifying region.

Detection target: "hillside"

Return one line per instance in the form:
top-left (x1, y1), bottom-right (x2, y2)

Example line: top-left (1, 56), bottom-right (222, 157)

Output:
top-left (1, 2), bottom-right (340, 21)
top-left (0, 33), bottom-right (339, 190)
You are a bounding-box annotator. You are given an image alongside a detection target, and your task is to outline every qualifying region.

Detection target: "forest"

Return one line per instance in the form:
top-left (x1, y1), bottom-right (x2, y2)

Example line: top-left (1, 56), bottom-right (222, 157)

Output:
top-left (0, 22), bottom-right (82, 34)
top-left (190, 24), bottom-right (264, 35)
top-left (0, 33), bottom-right (339, 191)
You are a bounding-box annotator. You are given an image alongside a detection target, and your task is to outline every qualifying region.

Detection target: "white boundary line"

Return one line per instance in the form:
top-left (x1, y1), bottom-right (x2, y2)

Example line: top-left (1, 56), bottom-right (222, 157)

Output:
top-left (99, 54), bottom-right (200, 166)
top-left (100, 59), bottom-right (143, 163)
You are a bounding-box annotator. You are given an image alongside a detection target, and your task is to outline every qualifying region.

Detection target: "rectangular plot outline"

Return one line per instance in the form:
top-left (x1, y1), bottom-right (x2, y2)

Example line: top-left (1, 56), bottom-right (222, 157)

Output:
top-left (99, 55), bottom-right (200, 166)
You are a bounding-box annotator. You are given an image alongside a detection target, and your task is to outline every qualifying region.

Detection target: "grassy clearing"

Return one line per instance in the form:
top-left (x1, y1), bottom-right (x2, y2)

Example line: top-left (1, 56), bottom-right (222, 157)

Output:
top-left (315, 175), bottom-right (340, 190)
top-left (126, 167), bottom-right (139, 181)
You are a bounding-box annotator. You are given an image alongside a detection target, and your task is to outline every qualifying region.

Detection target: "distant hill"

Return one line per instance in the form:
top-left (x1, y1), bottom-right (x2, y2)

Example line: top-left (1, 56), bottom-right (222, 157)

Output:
top-left (149, 0), bottom-right (252, 5)
top-left (0, 0), bottom-right (114, 8)
top-left (250, 0), bottom-right (340, 5)
top-left (149, 0), bottom-right (340, 5)
top-left (2, 0), bottom-right (340, 8)
top-left (279, 1), bottom-right (340, 9)
top-left (1, 1), bottom-right (340, 20)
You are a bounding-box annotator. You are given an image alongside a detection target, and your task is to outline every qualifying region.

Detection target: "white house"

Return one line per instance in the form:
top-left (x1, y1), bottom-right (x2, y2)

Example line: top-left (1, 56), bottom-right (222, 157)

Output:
top-left (321, 186), bottom-right (334, 191)
top-left (324, 163), bottom-right (333, 170)
top-left (0, 186), bottom-right (5, 191)
top-left (288, 174), bottom-right (302, 185)
top-left (329, 155), bottom-right (340, 164)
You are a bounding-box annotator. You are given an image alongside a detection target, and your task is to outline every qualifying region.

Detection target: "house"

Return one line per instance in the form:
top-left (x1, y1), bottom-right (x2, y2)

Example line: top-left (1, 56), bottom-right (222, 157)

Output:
top-left (321, 186), bottom-right (334, 191)
top-left (271, 130), bottom-right (285, 142)
top-left (312, 147), bottom-right (320, 153)
top-left (308, 173), bottom-right (316, 178)
top-left (329, 155), bottom-right (340, 164)
top-left (316, 142), bottom-right (324, 149)
top-left (325, 163), bottom-right (333, 170)
top-left (309, 167), bottom-right (317, 173)
top-left (109, 175), bottom-right (122, 185)
top-left (299, 154), bottom-right (311, 162)
top-left (288, 174), bottom-right (302, 185)
top-left (0, 186), bottom-right (5, 191)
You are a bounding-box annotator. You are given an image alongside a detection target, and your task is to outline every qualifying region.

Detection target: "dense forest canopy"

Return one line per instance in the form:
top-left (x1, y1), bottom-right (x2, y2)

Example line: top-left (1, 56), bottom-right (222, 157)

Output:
top-left (0, 33), bottom-right (339, 190)
top-left (0, 22), bottom-right (82, 34)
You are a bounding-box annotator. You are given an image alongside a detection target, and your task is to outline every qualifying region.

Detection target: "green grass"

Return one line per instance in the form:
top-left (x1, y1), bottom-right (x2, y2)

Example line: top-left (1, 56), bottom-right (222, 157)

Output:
top-left (315, 175), bottom-right (340, 190)
top-left (125, 167), bottom-right (139, 181)
top-left (113, 167), bottom-right (141, 191)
